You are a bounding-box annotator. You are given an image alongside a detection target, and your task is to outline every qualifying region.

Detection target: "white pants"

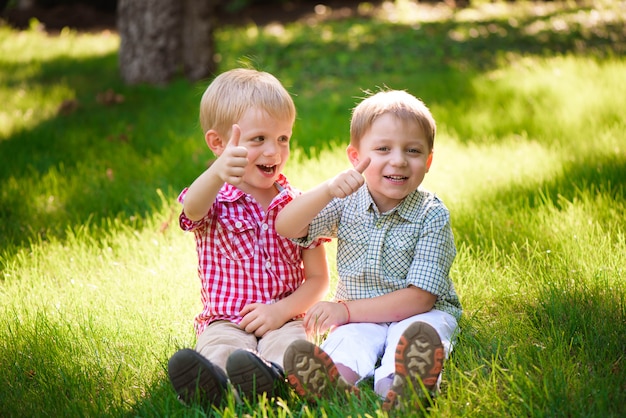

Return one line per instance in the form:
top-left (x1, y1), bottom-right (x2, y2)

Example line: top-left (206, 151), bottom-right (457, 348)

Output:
top-left (320, 309), bottom-right (458, 389)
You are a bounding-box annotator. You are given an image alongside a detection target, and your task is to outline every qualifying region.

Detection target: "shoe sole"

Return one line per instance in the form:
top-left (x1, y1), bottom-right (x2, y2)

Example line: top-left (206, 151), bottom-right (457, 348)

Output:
top-left (283, 340), bottom-right (357, 401)
top-left (167, 348), bottom-right (227, 405)
top-left (382, 322), bottom-right (444, 411)
top-left (226, 349), bottom-right (280, 400)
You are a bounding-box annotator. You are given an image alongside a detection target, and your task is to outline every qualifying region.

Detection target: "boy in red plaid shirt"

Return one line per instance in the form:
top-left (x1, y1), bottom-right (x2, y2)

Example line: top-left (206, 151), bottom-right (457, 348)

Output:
top-left (167, 68), bottom-right (329, 408)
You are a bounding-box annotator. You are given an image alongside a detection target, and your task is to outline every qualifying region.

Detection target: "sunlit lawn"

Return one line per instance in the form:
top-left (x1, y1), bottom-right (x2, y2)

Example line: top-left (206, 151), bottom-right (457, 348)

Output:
top-left (1, 1), bottom-right (625, 417)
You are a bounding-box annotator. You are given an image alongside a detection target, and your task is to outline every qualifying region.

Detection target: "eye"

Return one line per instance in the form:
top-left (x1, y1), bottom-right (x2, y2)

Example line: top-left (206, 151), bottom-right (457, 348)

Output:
top-left (376, 146), bottom-right (390, 152)
top-left (252, 136), bottom-right (265, 142)
top-left (278, 135), bottom-right (290, 143)
top-left (407, 148), bottom-right (422, 154)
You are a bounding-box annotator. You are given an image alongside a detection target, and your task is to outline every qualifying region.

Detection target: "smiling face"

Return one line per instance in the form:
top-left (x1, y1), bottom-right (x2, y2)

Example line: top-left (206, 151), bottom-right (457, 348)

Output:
top-left (348, 112), bottom-right (433, 213)
top-left (231, 107), bottom-right (292, 195)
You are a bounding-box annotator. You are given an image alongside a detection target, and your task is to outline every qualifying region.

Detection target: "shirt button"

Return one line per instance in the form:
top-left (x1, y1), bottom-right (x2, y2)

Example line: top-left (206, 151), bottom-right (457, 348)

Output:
top-left (261, 223), bottom-right (269, 230)
top-left (235, 221), bottom-right (242, 228)
top-left (368, 259), bottom-right (375, 265)
top-left (265, 261), bottom-right (272, 269)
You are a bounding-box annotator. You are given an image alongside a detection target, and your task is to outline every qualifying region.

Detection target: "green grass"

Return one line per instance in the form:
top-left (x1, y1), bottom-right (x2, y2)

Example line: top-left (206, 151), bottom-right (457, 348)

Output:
top-left (1, 1), bottom-right (625, 416)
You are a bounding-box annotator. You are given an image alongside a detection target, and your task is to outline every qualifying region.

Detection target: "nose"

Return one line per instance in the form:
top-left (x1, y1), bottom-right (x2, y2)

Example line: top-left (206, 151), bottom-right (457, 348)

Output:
top-left (390, 150), bottom-right (407, 167)
top-left (263, 140), bottom-right (279, 156)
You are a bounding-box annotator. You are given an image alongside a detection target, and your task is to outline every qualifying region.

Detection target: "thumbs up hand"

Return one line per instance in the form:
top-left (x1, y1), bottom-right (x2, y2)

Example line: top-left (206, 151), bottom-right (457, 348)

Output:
top-left (216, 124), bottom-right (248, 186)
top-left (327, 157), bottom-right (370, 198)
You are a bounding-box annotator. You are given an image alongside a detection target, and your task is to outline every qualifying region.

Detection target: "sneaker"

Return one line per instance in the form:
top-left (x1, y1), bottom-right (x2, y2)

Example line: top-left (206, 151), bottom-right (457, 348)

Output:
top-left (283, 339), bottom-right (357, 401)
top-left (382, 321), bottom-right (444, 411)
top-left (226, 349), bottom-right (284, 400)
top-left (167, 348), bottom-right (229, 406)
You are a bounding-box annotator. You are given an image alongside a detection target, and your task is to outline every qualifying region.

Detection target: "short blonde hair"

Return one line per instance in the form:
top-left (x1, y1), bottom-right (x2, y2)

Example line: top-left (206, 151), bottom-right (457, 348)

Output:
top-left (350, 90), bottom-right (436, 150)
top-left (199, 68), bottom-right (296, 136)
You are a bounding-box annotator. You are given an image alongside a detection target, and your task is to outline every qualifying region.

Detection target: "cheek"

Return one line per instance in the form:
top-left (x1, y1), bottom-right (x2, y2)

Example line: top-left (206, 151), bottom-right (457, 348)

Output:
top-left (411, 159), bottom-right (426, 170)
top-left (362, 159), bottom-right (382, 178)
top-left (367, 156), bottom-right (385, 169)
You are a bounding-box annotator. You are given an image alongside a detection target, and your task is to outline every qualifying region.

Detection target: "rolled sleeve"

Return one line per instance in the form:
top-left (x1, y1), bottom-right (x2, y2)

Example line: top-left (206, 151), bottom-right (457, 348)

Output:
top-left (178, 188), bottom-right (206, 232)
top-left (405, 206), bottom-right (456, 296)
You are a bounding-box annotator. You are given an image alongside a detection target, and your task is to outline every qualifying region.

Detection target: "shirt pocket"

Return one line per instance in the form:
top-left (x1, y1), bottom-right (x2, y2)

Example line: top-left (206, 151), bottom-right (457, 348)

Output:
top-left (216, 217), bottom-right (256, 260)
top-left (337, 222), bottom-right (369, 273)
top-left (275, 234), bottom-right (302, 266)
top-left (382, 229), bottom-right (418, 279)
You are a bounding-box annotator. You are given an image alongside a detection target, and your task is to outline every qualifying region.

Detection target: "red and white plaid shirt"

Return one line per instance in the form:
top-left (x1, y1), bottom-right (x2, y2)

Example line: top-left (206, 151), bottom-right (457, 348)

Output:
top-left (178, 174), bottom-right (325, 337)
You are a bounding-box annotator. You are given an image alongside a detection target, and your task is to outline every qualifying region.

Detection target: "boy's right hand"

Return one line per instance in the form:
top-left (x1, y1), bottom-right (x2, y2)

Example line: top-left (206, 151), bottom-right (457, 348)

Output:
top-left (327, 157), bottom-right (370, 198)
top-left (216, 124), bottom-right (248, 186)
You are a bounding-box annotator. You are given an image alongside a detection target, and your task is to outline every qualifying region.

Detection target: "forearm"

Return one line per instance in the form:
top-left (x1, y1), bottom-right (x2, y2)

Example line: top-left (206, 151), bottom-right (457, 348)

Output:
top-left (183, 165), bottom-right (225, 221)
top-left (275, 181), bottom-right (333, 238)
top-left (343, 286), bottom-right (436, 323)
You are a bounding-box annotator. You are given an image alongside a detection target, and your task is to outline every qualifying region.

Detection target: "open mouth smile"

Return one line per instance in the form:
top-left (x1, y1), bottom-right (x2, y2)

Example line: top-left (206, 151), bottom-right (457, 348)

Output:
top-left (384, 175), bottom-right (408, 183)
top-left (257, 164), bottom-right (277, 175)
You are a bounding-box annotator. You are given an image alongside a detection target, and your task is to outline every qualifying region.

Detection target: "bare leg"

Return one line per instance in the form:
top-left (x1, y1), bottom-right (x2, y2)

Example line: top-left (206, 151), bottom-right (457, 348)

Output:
top-left (375, 375), bottom-right (393, 397)
top-left (336, 363), bottom-right (360, 385)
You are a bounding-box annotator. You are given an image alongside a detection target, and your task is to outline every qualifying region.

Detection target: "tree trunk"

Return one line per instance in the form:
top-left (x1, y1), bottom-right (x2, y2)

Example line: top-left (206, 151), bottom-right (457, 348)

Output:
top-left (181, 0), bottom-right (219, 82)
top-left (117, 0), bottom-right (218, 85)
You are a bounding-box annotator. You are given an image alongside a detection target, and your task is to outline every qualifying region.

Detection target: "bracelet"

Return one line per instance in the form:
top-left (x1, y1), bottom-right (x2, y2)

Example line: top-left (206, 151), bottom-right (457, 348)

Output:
top-left (338, 300), bottom-right (351, 324)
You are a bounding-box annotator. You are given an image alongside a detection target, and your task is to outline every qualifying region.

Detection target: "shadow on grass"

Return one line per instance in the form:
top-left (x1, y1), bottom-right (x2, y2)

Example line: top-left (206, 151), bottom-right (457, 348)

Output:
top-left (452, 275), bottom-right (626, 416)
top-left (0, 310), bottom-right (139, 416)
top-left (524, 277), bottom-right (626, 415)
top-left (0, 50), bottom-right (206, 254)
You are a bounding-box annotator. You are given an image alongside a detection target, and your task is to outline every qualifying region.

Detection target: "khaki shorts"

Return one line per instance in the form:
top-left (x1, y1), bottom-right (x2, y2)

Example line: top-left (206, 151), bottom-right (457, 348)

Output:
top-left (195, 319), bottom-right (307, 371)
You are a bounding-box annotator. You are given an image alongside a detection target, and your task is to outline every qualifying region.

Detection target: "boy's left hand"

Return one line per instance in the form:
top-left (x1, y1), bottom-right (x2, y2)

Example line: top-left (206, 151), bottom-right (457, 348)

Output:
top-left (327, 157), bottom-right (370, 198)
top-left (303, 301), bottom-right (349, 334)
top-left (238, 303), bottom-right (284, 337)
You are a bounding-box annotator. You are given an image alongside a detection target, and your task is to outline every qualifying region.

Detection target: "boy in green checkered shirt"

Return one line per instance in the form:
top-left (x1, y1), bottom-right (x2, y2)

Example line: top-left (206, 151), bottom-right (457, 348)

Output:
top-left (275, 89), bottom-right (462, 410)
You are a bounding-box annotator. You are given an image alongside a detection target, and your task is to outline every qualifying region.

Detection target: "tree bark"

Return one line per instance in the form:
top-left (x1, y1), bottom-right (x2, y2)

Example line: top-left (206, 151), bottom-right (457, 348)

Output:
top-left (181, 0), bottom-right (219, 82)
top-left (117, 0), bottom-right (218, 85)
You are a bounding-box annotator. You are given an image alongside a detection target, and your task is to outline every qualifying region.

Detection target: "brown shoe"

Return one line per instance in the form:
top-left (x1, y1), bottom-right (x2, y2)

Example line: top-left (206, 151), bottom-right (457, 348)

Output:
top-left (382, 322), bottom-right (444, 411)
top-left (283, 340), bottom-right (357, 401)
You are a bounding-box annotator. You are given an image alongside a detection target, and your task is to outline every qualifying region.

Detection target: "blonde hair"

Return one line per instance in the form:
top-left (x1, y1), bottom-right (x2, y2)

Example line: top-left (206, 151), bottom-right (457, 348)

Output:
top-left (199, 68), bottom-right (296, 136)
top-left (350, 90), bottom-right (436, 150)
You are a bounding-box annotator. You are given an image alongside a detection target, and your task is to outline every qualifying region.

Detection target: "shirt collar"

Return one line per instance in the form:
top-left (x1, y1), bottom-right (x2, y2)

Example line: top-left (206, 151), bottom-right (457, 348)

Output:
top-left (356, 186), bottom-right (425, 221)
top-left (394, 189), bottom-right (426, 221)
top-left (355, 185), bottom-right (377, 214)
top-left (217, 173), bottom-right (291, 204)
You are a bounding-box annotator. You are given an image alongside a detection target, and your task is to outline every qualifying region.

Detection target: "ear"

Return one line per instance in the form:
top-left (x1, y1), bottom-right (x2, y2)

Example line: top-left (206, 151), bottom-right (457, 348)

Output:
top-left (425, 151), bottom-right (433, 172)
top-left (346, 144), bottom-right (360, 168)
top-left (205, 130), bottom-right (225, 156)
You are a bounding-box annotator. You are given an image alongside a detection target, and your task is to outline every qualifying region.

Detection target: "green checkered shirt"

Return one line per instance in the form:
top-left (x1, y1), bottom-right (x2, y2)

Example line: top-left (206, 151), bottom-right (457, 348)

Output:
top-left (296, 185), bottom-right (462, 320)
